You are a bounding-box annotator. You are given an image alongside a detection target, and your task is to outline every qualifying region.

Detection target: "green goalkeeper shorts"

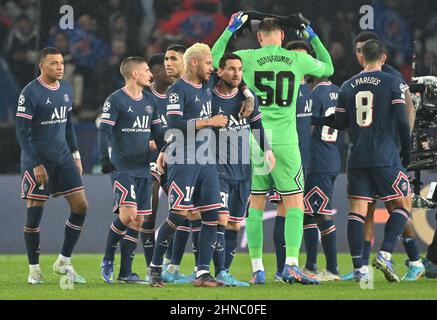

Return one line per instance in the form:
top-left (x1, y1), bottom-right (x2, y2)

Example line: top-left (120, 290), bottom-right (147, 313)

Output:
top-left (251, 143), bottom-right (304, 195)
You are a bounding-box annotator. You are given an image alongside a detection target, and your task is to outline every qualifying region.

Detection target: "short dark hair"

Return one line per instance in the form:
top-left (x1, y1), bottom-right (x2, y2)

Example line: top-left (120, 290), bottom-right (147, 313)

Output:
top-left (259, 18), bottom-right (282, 33)
top-left (120, 56), bottom-right (147, 79)
top-left (148, 53), bottom-right (165, 69)
top-left (361, 39), bottom-right (384, 63)
top-left (285, 40), bottom-right (311, 53)
top-left (218, 52), bottom-right (242, 69)
top-left (354, 31), bottom-right (379, 44)
top-left (166, 44), bottom-right (187, 53)
top-left (38, 47), bottom-right (62, 63)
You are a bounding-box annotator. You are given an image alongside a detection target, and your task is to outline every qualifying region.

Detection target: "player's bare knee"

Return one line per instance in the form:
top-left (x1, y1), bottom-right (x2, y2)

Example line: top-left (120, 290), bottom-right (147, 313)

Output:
top-left (315, 214), bottom-right (332, 225)
top-left (27, 199), bottom-right (45, 208)
top-left (276, 202), bottom-right (286, 217)
top-left (250, 194), bottom-right (266, 210)
top-left (188, 211), bottom-right (201, 221)
top-left (218, 214), bottom-right (229, 226)
top-left (227, 221), bottom-right (240, 232)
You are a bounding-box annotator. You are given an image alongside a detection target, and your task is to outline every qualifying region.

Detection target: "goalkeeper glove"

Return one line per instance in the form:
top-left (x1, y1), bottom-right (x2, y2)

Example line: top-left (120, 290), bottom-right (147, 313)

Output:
top-left (227, 11), bottom-right (248, 33)
top-left (296, 25), bottom-right (317, 41)
top-left (101, 156), bottom-right (115, 173)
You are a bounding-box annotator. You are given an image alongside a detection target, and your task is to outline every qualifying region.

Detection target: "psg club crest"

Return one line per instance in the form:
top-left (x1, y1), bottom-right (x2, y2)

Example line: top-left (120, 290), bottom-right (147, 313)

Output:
top-left (168, 194), bottom-right (175, 204)
top-left (401, 182), bottom-right (408, 192)
top-left (145, 105), bottom-right (153, 114)
top-left (64, 94), bottom-right (70, 103)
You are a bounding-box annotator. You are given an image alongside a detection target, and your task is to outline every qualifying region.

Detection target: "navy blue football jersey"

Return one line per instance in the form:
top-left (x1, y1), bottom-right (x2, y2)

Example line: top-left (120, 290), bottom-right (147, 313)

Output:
top-left (149, 84), bottom-right (168, 131)
top-left (310, 81), bottom-right (341, 173)
top-left (100, 87), bottom-right (162, 177)
top-left (16, 77), bottom-right (75, 167)
top-left (147, 84), bottom-right (168, 162)
top-left (382, 64), bottom-right (407, 87)
top-left (296, 81), bottom-right (313, 170)
top-left (165, 76), bottom-right (216, 164)
top-left (212, 87), bottom-right (262, 181)
top-left (336, 69), bottom-right (406, 168)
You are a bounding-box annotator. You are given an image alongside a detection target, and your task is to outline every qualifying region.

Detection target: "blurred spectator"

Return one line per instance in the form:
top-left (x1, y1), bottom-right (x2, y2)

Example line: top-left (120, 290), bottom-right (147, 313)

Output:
top-left (109, 12), bottom-right (127, 43)
top-left (0, 5), bottom-right (13, 49)
top-left (54, 31), bottom-right (84, 112)
top-left (5, 0), bottom-right (36, 23)
top-left (139, 0), bottom-right (156, 48)
top-left (158, 0), bottom-right (228, 47)
top-left (62, 14), bottom-right (109, 70)
top-left (95, 39), bottom-right (126, 116)
top-left (5, 14), bottom-right (36, 88)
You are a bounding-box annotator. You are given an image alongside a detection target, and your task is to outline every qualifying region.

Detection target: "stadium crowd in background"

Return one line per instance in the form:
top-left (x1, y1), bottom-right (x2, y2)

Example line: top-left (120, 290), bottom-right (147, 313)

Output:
top-left (0, 0), bottom-right (436, 174)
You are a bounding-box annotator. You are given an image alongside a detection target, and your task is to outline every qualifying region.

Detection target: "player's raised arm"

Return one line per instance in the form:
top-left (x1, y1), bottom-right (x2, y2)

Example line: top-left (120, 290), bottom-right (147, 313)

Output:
top-left (211, 11), bottom-right (248, 69)
top-left (295, 25), bottom-right (334, 78)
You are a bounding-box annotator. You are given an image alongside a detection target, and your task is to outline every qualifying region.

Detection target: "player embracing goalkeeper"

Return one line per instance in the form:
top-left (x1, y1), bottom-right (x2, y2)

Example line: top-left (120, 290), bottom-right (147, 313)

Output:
top-left (212, 12), bottom-right (334, 284)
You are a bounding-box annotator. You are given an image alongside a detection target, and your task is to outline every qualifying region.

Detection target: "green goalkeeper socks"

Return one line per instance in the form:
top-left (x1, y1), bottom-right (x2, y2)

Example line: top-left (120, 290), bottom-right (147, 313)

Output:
top-left (285, 208), bottom-right (304, 261)
top-left (246, 208), bottom-right (264, 260)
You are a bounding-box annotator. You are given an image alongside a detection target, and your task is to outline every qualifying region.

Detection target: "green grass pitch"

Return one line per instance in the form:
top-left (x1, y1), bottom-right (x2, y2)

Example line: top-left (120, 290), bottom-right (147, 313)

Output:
top-left (1, 253), bottom-right (436, 300)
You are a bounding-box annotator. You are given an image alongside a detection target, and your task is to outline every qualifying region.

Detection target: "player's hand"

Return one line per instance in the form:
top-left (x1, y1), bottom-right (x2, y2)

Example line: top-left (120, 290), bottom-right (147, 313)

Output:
top-left (283, 13), bottom-right (310, 29)
top-left (74, 159), bottom-right (83, 176)
top-left (240, 96), bottom-right (254, 118)
top-left (101, 156), bottom-right (115, 174)
top-left (401, 150), bottom-right (412, 169)
top-left (209, 114), bottom-right (228, 128)
top-left (227, 11), bottom-right (248, 33)
top-left (33, 164), bottom-right (48, 186)
top-left (157, 152), bottom-right (167, 175)
top-left (264, 149), bottom-right (276, 172)
top-left (149, 140), bottom-right (157, 153)
top-left (296, 25), bottom-right (317, 41)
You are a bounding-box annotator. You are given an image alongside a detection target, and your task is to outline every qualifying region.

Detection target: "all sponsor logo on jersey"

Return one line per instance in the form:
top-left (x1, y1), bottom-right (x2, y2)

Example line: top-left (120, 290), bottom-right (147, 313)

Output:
top-left (199, 101), bottom-right (212, 117)
top-left (41, 106), bottom-right (68, 125)
top-left (227, 115), bottom-right (248, 129)
top-left (122, 115), bottom-right (151, 132)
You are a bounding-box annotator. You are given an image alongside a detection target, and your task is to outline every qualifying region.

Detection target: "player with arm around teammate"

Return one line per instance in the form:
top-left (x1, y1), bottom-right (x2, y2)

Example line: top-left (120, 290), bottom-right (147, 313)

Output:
top-left (211, 52), bottom-right (274, 286)
top-left (212, 14), bottom-right (333, 285)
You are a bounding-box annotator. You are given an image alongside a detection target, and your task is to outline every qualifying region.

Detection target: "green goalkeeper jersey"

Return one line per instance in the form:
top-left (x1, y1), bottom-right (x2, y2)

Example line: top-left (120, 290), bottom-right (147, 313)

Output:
top-left (212, 29), bottom-right (334, 145)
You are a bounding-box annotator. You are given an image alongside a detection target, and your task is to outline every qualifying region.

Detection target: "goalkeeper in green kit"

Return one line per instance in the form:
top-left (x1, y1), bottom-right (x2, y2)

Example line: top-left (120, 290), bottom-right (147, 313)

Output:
top-left (211, 12), bottom-right (334, 285)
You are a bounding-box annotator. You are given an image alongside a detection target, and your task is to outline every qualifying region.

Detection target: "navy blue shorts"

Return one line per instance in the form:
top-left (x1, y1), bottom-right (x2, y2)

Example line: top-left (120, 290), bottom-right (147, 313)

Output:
top-left (219, 178), bottom-right (250, 223)
top-left (167, 164), bottom-right (221, 212)
top-left (111, 171), bottom-right (152, 215)
top-left (347, 166), bottom-right (411, 203)
top-left (21, 158), bottom-right (84, 201)
top-left (304, 172), bottom-right (338, 216)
